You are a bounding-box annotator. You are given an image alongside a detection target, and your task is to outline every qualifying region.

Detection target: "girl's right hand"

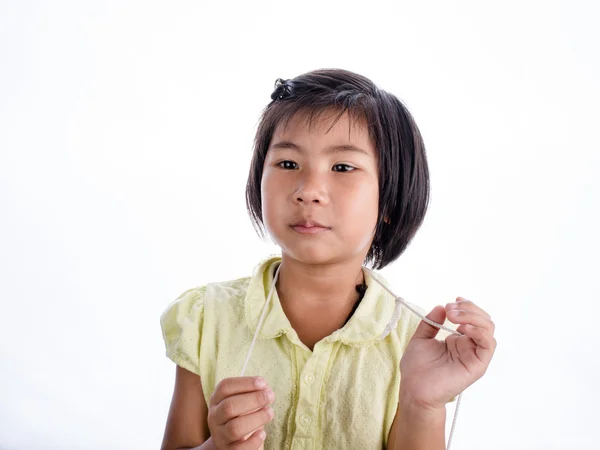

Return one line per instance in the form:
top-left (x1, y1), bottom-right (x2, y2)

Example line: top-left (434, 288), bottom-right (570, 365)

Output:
top-left (207, 376), bottom-right (275, 450)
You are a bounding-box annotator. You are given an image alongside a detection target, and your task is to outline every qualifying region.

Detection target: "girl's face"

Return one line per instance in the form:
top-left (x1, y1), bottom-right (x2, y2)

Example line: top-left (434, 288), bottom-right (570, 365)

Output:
top-left (261, 110), bottom-right (380, 266)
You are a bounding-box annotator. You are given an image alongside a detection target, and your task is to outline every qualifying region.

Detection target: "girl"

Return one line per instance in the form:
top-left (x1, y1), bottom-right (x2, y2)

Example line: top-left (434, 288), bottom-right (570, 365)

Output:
top-left (159, 69), bottom-right (496, 450)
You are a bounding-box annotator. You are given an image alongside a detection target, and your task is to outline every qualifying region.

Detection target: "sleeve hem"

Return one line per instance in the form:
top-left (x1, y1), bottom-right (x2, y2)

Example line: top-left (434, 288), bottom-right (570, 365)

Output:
top-left (166, 349), bottom-right (201, 376)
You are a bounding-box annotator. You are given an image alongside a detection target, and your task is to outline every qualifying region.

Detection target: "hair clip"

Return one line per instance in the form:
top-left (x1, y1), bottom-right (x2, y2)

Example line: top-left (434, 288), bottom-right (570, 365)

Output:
top-left (270, 78), bottom-right (294, 101)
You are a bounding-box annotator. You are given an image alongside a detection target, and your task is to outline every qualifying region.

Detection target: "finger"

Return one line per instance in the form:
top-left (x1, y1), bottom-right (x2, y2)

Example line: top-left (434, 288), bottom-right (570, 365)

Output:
top-left (221, 405), bottom-right (274, 443)
top-left (456, 324), bottom-right (497, 351)
top-left (214, 388), bottom-right (275, 425)
top-left (241, 425), bottom-right (265, 443)
top-left (446, 304), bottom-right (493, 329)
top-left (447, 298), bottom-right (491, 320)
top-left (411, 305), bottom-right (447, 340)
top-left (456, 324), bottom-right (497, 368)
top-left (229, 427), bottom-right (267, 450)
top-left (210, 377), bottom-right (269, 406)
top-left (446, 309), bottom-right (495, 333)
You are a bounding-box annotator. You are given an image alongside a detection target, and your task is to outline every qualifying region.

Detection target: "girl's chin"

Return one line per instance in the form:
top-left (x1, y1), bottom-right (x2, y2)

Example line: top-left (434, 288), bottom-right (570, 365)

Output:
top-left (278, 245), bottom-right (358, 266)
top-left (269, 230), bottom-right (370, 263)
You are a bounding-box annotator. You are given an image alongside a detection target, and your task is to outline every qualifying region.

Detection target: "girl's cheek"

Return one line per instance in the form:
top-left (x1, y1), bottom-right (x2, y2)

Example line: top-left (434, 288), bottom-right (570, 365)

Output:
top-left (337, 174), bottom-right (377, 196)
top-left (261, 168), bottom-right (279, 193)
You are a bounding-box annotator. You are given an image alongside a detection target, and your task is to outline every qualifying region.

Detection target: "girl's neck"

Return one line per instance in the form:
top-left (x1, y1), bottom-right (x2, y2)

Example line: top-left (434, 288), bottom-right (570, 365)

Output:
top-left (276, 254), bottom-right (365, 304)
top-left (274, 253), bottom-right (367, 350)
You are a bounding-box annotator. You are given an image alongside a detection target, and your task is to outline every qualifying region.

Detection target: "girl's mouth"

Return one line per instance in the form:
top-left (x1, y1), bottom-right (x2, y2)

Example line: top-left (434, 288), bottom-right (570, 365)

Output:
top-left (290, 224), bottom-right (330, 234)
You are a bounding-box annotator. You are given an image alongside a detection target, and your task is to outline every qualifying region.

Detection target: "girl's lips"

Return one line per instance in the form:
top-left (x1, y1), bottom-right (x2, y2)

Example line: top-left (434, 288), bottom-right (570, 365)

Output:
top-left (291, 225), bottom-right (330, 234)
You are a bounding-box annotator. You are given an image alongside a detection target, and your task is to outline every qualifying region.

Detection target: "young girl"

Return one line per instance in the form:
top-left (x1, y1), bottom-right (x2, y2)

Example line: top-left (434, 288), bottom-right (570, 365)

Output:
top-left (159, 69), bottom-right (496, 450)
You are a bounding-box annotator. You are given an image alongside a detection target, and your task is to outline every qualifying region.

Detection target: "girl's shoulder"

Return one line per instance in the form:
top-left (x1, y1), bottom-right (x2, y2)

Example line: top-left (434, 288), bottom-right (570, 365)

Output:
top-left (160, 275), bottom-right (253, 328)
top-left (161, 256), bottom-right (279, 331)
top-left (203, 275), bottom-right (253, 305)
top-left (186, 255), bottom-right (280, 307)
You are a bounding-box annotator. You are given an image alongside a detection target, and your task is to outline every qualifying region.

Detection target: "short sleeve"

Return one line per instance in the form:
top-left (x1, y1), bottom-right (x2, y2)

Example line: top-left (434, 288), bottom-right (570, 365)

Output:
top-left (160, 285), bottom-right (207, 376)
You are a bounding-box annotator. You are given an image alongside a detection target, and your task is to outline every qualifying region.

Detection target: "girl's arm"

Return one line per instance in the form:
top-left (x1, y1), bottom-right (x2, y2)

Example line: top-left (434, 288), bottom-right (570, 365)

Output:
top-left (387, 389), bottom-right (446, 450)
top-left (161, 365), bottom-right (213, 450)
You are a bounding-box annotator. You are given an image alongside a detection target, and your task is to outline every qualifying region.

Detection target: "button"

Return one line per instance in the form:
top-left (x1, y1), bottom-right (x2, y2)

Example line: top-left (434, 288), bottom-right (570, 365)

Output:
top-left (300, 413), bottom-right (312, 426)
top-left (304, 374), bottom-right (315, 385)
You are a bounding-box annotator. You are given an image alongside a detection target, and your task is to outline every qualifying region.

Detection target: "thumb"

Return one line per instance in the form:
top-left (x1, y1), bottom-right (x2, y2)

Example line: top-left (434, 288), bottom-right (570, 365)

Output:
top-left (411, 305), bottom-right (447, 340)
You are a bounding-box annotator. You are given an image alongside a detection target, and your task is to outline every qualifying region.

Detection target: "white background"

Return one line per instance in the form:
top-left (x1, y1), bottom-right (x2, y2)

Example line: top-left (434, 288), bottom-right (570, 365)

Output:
top-left (1, 1), bottom-right (599, 449)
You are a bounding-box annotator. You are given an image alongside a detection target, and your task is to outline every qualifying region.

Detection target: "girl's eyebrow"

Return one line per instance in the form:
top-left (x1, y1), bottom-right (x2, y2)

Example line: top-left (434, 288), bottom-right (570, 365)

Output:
top-left (269, 140), bottom-right (370, 156)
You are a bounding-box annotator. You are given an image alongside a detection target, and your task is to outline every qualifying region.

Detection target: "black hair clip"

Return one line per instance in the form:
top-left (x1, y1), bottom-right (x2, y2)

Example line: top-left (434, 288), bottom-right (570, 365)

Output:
top-left (355, 283), bottom-right (368, 296)
top-left (270, 78), bottom-right (294, 101)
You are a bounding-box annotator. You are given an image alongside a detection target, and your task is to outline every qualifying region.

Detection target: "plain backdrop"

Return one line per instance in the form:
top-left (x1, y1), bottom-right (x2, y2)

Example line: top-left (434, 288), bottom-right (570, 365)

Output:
top-left (1, 1), bottom-right (599, 449)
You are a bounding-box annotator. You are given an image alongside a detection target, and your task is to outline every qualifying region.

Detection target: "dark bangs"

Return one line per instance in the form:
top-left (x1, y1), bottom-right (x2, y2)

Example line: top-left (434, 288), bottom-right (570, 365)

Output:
top-left (245, 68), bottom-right (430, 270)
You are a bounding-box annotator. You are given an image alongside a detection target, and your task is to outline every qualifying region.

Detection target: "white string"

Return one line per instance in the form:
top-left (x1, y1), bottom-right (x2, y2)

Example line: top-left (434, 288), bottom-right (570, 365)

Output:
top-left (242, 262), bottom-right (464, 450)
top-left (240, 263), bottom-right (281, 377)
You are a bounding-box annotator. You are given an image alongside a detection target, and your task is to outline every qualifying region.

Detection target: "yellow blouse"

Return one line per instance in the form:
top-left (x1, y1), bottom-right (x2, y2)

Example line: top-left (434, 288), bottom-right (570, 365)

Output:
top-left (161, 255), bottom-right (442, 449)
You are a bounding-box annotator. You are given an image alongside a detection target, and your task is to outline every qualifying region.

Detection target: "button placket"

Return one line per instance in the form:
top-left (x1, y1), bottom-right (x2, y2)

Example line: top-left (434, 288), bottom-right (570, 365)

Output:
top-left (293, 342), bottom-right (335, 439)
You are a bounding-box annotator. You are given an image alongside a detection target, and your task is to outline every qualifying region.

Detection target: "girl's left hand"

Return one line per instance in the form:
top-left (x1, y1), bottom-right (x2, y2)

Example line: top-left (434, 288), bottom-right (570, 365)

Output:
top-left (399, 297), bottom-right (497, 411)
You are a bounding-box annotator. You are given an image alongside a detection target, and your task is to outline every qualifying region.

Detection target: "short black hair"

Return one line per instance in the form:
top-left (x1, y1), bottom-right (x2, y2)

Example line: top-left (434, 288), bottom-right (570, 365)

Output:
top-left (245, 68), bottom-right (430, 270)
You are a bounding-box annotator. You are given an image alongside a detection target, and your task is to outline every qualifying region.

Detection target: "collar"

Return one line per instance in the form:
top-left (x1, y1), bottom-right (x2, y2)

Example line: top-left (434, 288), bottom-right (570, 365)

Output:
top-left (244, 255), bottom-right (398, 348)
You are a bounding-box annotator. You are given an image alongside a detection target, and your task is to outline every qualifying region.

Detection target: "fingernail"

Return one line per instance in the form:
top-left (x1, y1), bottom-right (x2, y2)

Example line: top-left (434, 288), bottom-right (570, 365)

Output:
top-left (264, 389), bottom-right (274, 401)
top-left (267, 406), bottom-right (274, 419)
top-left (447, 302), bottom-right (459, 310)
top-left (255, 377), bottom-right (266, 388)
top-left (259, 430), bottom-right (266, 440)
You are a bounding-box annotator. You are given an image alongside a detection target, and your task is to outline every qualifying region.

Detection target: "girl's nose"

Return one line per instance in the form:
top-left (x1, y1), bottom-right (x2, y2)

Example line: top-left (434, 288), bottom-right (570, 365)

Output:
top-left (293, 172), bottom-right (329, 205)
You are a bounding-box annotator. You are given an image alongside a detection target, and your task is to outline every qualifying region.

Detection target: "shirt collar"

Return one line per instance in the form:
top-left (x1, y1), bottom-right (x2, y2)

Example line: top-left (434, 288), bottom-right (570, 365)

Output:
top-left (244, 255), bottom-right (398, 348)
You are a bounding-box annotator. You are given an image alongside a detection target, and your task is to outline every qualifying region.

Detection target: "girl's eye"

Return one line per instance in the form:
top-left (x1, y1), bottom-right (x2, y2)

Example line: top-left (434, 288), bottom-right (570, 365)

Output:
top-left (332, 163), bottom-right (355, 172)
top-left (278, 160), bottom-right (298, 170)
